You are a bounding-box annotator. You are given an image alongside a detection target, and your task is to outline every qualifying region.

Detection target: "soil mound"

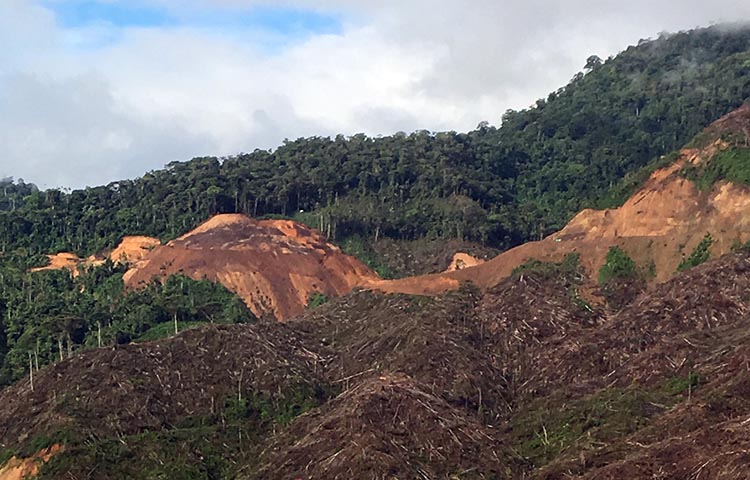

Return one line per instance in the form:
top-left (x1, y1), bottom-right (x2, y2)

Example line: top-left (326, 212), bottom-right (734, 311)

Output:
top-left (445, 252), bottom-right (485, 271)
top-left (253, 374), bottom-right (508, 480)
top-left (29, 253), bottom-right (81, 276)
top-left (369, 104), bottom-right (750, 295)
top-left (123, 214), bottom-right (379, 320)
top-left (107, 236), bottom-right (160, 264)
top-left (30, 236), bottom-right (161, 277)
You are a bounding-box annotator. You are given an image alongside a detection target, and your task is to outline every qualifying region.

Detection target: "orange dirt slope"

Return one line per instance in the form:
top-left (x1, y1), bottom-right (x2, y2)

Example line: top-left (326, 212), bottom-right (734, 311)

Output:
top-left (0, 445), bottom-right (62, 480)
top-left (444, 252), bottom-right (484, 272)
top-left (30, 253), bottom-right (81, 275)
top-left (123, 214), bottom-right (379, 321)
top-left (367, 104), bottom-right (750, 295)
top-left (106, 236), bottom-right (160, 264)
top-left (30, 236), bottom-right (161, 277)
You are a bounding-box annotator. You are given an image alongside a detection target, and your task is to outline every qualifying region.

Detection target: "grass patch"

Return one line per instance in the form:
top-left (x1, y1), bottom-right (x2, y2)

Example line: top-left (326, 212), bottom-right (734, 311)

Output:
top-left (677, 234), bottom-right (713, 272)
top-left (135, 321), bottom-right (205, 342)
top-left (662, 371), bottom-right (701, 396)
top-left (682, 147), bottom-right (750, 191)
top-left (511, 375), bottom-right (700, 468)
top-left (306, 292), bottom-right (330, 309)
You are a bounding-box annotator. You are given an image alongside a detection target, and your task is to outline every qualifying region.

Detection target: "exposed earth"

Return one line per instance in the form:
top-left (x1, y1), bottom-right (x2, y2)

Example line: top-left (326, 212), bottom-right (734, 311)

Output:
top-left (123, 214), bottom-right (379, 320)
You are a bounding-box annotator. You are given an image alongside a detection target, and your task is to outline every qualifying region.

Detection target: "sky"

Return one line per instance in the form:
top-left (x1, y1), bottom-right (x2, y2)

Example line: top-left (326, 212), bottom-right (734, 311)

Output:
top-left (2, 0), bottom-right (750, 189)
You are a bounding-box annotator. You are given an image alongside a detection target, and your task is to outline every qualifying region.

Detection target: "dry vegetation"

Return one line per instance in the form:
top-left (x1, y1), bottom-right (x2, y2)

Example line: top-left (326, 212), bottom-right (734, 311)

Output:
top-left (5, 247), bottom-right (750, 478)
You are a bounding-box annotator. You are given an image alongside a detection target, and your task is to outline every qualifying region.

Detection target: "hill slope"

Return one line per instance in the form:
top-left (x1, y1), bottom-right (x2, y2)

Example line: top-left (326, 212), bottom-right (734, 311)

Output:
top-left (123, 214), bottom-right (378, 320)
top-left (2, 249), bottom-right (750, 478)
top-left (370, 103), bottom-right (750, 295)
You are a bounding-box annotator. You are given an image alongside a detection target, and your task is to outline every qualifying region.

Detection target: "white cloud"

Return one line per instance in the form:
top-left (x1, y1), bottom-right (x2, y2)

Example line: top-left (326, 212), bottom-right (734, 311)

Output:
top-left (2, 0), bottom-right (750, 188)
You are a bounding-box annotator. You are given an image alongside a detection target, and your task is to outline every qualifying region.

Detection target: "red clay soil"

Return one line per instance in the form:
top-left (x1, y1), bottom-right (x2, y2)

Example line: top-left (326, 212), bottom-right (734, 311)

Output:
top-left (29, 253), bottom-right (82, 276)
top-left (368, 104), bottom-right (750, 296)
top-left (445, 252), bottom-right (485, 272)
top-left (105, 235), bottom-right (160, 264)
top-left (0, 445), bottom-right (62, 480)
top-left (30, 236), bottom-right (161, 277)
top-left (123, 214), bottom-right (379, 321)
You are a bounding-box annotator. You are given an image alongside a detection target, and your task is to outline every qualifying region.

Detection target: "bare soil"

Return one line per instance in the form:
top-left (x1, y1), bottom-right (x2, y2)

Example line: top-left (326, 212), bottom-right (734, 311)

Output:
top-left (124, 214), bottom-right (379, 320)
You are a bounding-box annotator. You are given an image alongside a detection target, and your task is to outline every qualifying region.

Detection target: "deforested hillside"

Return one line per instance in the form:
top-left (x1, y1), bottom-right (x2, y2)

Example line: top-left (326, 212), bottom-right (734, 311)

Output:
top-left (123, 214), bottom-right (378, 320)
top-left (1, 250), bottom-right (749, 478)
top-left (5, 22), bottom-right (750, 480)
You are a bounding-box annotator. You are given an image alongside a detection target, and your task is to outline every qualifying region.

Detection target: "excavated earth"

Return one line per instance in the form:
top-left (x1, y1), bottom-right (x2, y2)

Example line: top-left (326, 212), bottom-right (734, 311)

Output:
top-left (123, 214), bottom-right (379, 321)
top-left (38, 107), bottom-right (750, 322)
top-left (30, 236), bottom-right (160, 276)
top-left (370, 104), bottom-right (750, 296)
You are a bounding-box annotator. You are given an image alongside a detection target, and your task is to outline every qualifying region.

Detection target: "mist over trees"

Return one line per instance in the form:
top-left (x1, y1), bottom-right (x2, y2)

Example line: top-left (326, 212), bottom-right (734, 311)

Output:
top-left (2, 26), bottom-right (750, 258)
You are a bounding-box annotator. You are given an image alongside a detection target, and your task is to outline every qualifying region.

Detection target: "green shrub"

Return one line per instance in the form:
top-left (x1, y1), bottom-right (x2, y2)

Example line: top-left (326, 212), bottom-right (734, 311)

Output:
top-left (682, 147), bottom-right (750, 191)
top-left (677, 234), bottom-right (713, 272)
top-left (598, 246), bottom-right (637, 284)
top-left (306, 292), bottom-right (330, 309)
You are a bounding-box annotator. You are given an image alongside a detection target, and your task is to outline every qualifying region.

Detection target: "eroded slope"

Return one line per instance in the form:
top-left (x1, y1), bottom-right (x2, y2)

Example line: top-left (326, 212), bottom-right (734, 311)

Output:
top-left (123, 214), bottom-right (379, 320)
top-left (370, 104), bottom-right (750, 295)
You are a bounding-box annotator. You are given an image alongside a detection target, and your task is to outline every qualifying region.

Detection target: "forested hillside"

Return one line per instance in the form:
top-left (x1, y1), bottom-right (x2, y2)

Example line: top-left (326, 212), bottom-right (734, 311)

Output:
top-left (0, 257), bottom-right (254, 387)
top-left (2, 25), bottom-right (750, 257)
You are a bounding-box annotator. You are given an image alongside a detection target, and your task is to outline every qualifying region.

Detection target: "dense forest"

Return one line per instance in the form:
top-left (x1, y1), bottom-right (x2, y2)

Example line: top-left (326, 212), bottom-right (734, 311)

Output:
top-left (1, 25), bottom-right (750, 384)
top-left (0, 256), bottom-right (254, 386)
top-left (2, 25), bottom-right (750, 257)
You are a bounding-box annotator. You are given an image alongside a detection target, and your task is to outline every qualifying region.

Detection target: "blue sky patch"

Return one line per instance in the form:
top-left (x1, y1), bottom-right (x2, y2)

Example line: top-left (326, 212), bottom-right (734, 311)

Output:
top-left (41, 1), bottom-right (342, 38)
top-left (211, 6), bottom-right (342, 37)
top-left (44, 1), bottom-right (175, 28)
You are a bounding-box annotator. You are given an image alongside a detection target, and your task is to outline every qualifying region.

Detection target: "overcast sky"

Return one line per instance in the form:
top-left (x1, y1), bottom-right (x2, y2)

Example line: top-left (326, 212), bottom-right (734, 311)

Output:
top-left (2, 0), bottom-right (750, 189)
